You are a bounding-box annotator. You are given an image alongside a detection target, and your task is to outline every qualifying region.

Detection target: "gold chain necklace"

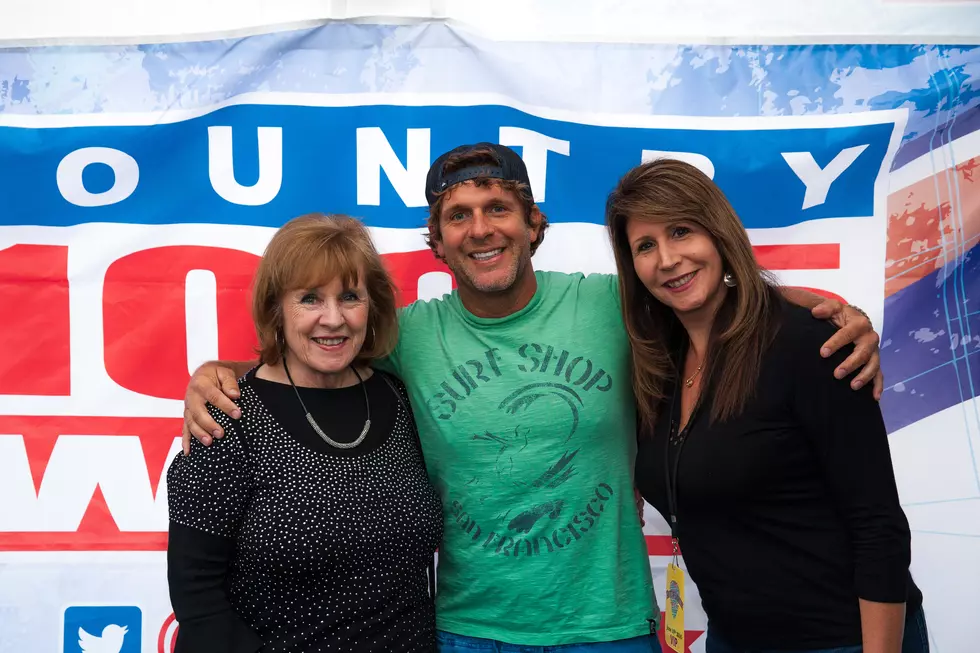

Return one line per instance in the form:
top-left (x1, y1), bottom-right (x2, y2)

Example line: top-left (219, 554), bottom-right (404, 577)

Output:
top-left (685, 361), bottom-right (703, 388)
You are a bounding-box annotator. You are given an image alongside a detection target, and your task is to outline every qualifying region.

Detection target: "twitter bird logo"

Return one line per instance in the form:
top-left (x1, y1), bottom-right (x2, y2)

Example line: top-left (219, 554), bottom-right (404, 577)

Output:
top-left (79, 624), bottom-right (129, 653)
top-left (63, 606), bottom-right (142, 653)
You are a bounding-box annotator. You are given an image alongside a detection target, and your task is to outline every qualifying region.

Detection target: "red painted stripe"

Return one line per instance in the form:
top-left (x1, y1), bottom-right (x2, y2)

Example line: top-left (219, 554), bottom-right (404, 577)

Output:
top-left (5, 536), bottom-right (683, 554)
top-left (8, 535), bottom-right (681, 554)
top-left (753, 243), bottom-right (840, 270)
top-left (646, 534), bottom-right (676, 556)
top-left (0, 533), bottom-right (167, 551)
top-left (8, 535), bottom-right (678, 554)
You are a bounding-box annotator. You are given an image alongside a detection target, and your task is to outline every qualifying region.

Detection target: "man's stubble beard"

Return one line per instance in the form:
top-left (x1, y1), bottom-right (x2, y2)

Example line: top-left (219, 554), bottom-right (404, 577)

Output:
top-left (449, 239), bottom-right (533, 295)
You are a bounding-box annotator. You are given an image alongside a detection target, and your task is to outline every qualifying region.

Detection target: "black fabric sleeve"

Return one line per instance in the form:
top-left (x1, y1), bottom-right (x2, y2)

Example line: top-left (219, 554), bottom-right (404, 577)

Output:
top-left (166, 401), bottom-right (262, 652)
top-left (790, 316), bottom-right (912, 603)
top-left (167, 522), bottom-right (264, 653)
top-left (167, 402), bottom-right (253, 537)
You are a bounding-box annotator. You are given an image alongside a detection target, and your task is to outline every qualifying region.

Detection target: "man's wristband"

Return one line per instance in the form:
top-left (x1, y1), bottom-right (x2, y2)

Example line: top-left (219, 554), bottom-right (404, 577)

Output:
top-left (846, 303), bottom-right (871, 326)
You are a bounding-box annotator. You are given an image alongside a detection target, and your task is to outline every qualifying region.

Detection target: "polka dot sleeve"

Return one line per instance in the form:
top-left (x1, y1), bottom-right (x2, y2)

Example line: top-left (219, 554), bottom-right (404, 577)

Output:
top-left (167, 401), bottom-right (252, 539)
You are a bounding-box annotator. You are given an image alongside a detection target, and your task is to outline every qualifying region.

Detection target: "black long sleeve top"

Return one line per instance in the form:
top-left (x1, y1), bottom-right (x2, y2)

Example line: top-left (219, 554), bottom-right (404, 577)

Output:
top-left (636, 300), bottom-right (922, 650)
top-left (166, 368), bottom-right (443, 653)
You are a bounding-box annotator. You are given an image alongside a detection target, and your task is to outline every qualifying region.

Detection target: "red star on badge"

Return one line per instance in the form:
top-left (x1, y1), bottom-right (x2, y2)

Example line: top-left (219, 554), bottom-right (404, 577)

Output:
top-left (656, 612), bottom-right (704, 653)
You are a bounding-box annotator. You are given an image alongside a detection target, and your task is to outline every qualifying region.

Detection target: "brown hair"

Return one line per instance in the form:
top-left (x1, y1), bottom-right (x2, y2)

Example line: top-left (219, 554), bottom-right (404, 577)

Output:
top-left (251, 213), bottom-right (398, 366)
top-left (605, 159), bottom-right (781, 432)
top-left (424, 145), bottom-right (549, 260)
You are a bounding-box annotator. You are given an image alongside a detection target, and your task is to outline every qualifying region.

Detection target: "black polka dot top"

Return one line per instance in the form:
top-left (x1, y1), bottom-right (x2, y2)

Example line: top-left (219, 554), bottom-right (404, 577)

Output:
top-left (166, 367), bottom-right (443, 653)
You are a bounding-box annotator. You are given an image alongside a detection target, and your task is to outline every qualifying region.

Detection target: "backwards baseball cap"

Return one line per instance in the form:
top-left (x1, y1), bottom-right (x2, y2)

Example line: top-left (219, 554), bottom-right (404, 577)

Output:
top-left (425, 142), bottom-right (532, 207)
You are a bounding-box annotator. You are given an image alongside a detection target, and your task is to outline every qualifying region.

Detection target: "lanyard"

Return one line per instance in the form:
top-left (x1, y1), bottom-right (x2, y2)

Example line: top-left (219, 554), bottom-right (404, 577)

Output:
top-left (663, 377), bottom-right (702, 550)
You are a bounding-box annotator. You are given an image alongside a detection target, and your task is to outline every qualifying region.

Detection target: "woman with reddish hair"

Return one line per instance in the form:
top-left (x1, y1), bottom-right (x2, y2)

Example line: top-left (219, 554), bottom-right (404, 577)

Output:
top-left (166, 214), bottom-right (442, 653)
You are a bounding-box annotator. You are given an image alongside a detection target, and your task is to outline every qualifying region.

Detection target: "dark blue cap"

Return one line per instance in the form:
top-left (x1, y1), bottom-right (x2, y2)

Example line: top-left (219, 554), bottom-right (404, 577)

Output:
top-left (425, 142), bottom-right (532, 206)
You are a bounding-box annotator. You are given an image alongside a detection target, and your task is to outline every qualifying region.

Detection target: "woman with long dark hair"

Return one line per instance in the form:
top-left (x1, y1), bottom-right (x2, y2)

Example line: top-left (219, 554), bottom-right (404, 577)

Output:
top-left (605, 159), bottom-right (928, 653)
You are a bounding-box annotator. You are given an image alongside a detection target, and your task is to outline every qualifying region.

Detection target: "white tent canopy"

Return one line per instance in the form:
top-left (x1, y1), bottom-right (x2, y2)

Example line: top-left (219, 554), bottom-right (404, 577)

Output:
top-left (1, 0), bottom-right (979, 44)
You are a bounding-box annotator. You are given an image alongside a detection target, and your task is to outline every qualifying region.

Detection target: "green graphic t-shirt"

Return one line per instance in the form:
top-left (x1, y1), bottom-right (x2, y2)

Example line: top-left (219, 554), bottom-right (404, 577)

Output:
top-left (383, 270), bottom-right (657, 646)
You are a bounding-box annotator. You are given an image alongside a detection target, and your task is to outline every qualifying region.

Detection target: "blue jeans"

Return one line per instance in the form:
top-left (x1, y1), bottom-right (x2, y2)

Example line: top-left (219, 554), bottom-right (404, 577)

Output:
top-left (435, 631), bottom-right (663, 653)
top-left (704, 606), bottom-right (930, 653)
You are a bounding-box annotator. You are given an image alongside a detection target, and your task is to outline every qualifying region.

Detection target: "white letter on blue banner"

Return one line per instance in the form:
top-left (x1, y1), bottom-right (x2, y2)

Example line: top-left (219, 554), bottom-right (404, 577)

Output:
top-left (208, 126), bottom-right (283, 206)
top-left (781, 145), bottom-right (869, 210)
top-left (356, 127), bottom-right (429, 207)
top-left (56, 147), bottom-right (140, 208)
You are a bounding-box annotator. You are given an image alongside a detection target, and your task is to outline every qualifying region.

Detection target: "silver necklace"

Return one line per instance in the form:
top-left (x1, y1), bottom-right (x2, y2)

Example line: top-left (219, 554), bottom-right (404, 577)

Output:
top-left (282, 359), bottom-right (371, 449)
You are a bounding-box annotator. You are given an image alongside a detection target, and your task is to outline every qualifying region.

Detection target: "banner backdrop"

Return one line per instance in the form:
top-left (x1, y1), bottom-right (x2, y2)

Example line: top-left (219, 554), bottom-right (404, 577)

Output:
top-left (0, 22), bottom-right (978, 653)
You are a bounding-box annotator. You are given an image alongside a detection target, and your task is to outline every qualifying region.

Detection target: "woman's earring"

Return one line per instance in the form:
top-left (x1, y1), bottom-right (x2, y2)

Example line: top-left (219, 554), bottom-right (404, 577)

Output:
top-left (723, 272), bottom-right (737, 288)
top-left (275, 329), bottom-right (285, 352)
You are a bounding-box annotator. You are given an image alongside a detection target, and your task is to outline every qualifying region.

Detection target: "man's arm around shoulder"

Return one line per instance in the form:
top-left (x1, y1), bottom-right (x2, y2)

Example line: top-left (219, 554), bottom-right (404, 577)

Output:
top-left (778, 286), bottom-right (883, 399)
top-left (181, 359), bottom-right (255, 454)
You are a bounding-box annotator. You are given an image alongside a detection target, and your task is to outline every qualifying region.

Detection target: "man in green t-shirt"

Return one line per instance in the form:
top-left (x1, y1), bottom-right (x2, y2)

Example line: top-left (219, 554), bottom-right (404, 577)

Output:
top-left (181, 143), bottom-right (882, 650)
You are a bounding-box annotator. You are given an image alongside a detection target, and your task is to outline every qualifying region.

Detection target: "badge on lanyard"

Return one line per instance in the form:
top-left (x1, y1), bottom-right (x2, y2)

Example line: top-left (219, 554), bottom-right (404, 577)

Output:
top-left (663, 380), bottom-right (695, 653)
top-left (664, 540), bottom-right (686, 653)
